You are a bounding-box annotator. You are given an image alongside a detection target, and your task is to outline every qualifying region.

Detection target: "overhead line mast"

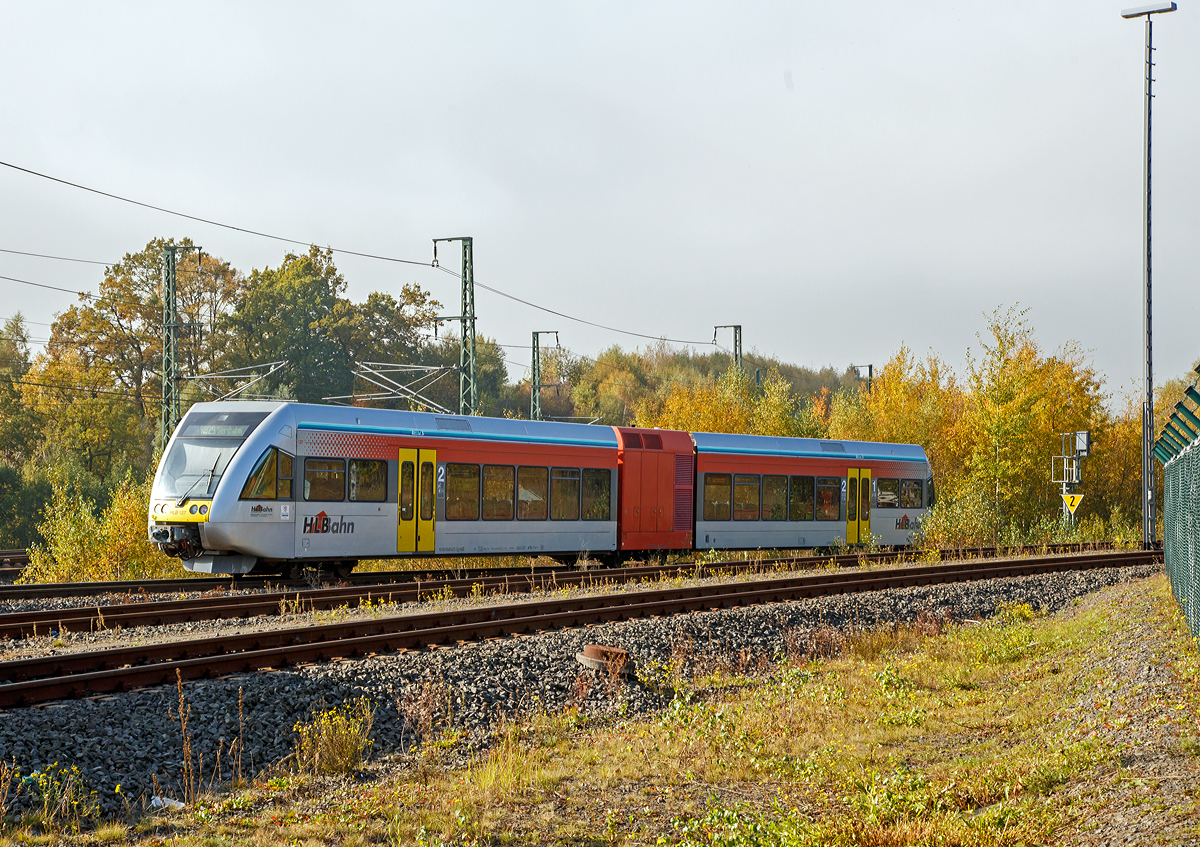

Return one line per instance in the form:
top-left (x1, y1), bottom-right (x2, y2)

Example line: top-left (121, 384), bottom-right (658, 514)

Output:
top-left (161, 244), bottom-right (201, 452)
top-left (531, 330), bottom-right (560, 421)
top-left (433, 237), bottom-right (476, 416)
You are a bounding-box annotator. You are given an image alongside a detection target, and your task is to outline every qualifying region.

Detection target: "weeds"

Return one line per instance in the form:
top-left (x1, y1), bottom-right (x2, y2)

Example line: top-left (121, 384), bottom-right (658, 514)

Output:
top-left (26, 762), bottom-right (99, 833)
top-left (294, 698), bottom-right (376, 776)
top-left (0, 758), bottom-right (19, 829)
top-left (465, 721), bottom-right (540, 799)
top-left (169, 670), bottom-right (198, 806)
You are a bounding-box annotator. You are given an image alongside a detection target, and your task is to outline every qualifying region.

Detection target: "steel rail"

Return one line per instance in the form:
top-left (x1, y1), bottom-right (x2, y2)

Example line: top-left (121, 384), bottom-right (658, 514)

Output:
top-left (0, 545), bottom-right (1124, 639)
top-left (0, 541), bottom-right (1114, 602)
top-left (0, 549), bottom-right (1157, 708)
top-left (0, 563), bottom-right (570, 601)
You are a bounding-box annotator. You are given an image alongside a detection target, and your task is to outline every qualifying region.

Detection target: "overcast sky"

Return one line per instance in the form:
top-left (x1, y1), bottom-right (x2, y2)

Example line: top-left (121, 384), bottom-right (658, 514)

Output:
top-left (1, 1), bottom-right (1197, 398)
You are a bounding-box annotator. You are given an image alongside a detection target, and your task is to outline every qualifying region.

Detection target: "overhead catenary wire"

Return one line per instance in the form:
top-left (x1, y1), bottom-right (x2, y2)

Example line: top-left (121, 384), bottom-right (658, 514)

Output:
top-left (0, 160), bottom-right (435, 269)
top-left (1, 159), bottom-right (714, 348)
top-left (0, 247), bottom-right (111, 266)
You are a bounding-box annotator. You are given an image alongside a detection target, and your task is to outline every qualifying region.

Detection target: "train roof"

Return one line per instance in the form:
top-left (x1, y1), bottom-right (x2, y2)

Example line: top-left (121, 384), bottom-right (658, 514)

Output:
top-left (179, 402), bottom-right (928, 462)
top-left (691, 431), bottom-right (929, 463)
top-left (197, 401), bottom-right (620, 449)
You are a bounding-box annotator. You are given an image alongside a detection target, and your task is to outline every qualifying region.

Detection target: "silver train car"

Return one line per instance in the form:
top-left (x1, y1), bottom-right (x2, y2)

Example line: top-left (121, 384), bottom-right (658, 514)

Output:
top-left (148, 401), bottom-right (934, 576)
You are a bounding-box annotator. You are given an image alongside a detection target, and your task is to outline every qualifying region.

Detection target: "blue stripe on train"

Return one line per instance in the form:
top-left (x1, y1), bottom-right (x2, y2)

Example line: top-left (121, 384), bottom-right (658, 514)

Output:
top-left (296, 422), bottom-right (618, 449)
top-left (697, 445), bottom-right (929, 462)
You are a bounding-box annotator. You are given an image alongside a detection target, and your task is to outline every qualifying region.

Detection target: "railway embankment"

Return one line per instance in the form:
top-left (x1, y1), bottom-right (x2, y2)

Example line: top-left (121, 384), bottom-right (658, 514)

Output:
top-left (0, 561), bottom-right (1164, 840)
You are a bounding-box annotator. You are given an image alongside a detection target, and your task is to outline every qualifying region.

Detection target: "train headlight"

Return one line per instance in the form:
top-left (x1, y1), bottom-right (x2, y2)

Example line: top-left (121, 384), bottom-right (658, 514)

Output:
top-left (199, 505), bottom-right (209, 515)
top-left (189, 505), bottom-right (198, 515)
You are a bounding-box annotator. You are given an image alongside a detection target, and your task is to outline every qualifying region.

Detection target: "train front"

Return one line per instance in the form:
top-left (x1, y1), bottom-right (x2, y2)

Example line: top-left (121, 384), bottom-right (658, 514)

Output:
top-left (148, 401), bottom-right (290, 574)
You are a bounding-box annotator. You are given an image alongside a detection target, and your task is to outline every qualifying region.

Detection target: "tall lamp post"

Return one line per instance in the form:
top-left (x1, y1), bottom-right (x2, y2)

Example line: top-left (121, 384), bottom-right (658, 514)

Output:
top-left (1121, 1), bottom-right (1176, 549)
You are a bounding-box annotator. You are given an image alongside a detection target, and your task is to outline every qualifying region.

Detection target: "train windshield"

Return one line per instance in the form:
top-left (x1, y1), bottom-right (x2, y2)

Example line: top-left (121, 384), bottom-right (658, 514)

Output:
top-left (153, 411), bottom-right (269, 500)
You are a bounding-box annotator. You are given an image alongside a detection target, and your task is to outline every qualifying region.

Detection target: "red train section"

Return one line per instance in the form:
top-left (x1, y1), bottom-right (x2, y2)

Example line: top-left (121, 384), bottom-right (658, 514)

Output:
top-left (614, 427), bottom-right (694, 553)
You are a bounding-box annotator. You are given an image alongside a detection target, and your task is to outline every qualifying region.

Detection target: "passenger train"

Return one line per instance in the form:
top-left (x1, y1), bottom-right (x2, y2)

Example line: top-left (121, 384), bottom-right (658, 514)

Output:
top-left (148, 401), bottom-right (934, 576)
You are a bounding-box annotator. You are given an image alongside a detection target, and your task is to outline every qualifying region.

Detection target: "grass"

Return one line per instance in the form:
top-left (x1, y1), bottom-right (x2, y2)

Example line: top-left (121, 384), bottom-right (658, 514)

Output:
top-left (4, 571), bottom-right (1197, 845)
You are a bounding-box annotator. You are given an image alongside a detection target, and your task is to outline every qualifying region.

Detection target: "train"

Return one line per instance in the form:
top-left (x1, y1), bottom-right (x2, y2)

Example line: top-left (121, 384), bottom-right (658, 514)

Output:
top-left (147, 401), bottom-right (934, 577)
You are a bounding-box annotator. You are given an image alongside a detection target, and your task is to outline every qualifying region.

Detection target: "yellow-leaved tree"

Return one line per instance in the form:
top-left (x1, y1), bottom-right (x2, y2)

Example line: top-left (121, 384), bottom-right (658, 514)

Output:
top-left (21, 471), bottom-right (177, 583)
top-left (827, 346), bottom-right (969, 495)
top-left (634, 368), bottom-right (825, 437)
top-left (960, 307), bottom-right (1102, 530)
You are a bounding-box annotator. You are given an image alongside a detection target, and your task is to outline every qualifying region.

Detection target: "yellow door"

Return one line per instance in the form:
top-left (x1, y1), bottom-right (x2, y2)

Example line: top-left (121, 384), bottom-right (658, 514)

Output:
top-left (846, 469), bottom-right (860, 545)
top-left (417, 450), bottom-right (436, 552)
top-left (858, 468), bottom-right (871, 544)
top-left (398, 449), bottom-right (417, 552)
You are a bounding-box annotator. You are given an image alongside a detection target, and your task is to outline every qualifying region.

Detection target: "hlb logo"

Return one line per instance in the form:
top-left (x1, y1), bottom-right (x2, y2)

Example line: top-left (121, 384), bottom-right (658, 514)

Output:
top-left (303, 511), bottom-right (355, 534)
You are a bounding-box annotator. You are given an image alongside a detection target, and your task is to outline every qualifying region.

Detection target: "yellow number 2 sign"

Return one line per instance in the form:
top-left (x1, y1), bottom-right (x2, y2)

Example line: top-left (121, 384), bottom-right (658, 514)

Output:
top-left (1061, 493), bottom-right (1084, 515)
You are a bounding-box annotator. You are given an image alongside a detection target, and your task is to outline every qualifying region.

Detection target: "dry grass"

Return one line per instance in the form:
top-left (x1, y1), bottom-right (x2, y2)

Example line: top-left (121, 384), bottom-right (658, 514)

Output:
top-left (9, 575), bottom-right (1192, 846)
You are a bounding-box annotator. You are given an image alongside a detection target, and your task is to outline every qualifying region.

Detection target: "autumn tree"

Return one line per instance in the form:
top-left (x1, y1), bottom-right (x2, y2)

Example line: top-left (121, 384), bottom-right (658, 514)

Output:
top-left (827, 345), bottom-right (969, 492)
top-left (634, 366), bottom-right (821, 437)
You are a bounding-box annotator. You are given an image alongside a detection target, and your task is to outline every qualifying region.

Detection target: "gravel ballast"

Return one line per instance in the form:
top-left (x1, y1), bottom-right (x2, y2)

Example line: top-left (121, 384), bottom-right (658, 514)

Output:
top-left (0, 564), bottom-right (1156, 816)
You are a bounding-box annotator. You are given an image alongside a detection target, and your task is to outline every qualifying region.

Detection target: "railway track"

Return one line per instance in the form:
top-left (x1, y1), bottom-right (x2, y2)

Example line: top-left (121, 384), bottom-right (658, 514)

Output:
top-left (0, 548), bottom-right (1157, 709)
top-left (0, 543), bottom-right (1121, 639)
top-left (0, 541), bottom-right (1115, 602)
top-left (0, 549), bottom-right (29, 582)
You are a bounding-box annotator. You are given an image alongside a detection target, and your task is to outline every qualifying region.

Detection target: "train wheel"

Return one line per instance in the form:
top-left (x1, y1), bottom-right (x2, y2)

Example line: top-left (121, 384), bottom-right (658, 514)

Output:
top-left (334, 563), bottom-right (353, 580)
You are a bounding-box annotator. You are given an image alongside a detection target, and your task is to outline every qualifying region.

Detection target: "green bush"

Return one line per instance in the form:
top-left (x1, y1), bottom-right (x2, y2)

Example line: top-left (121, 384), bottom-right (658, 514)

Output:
top-left (20, 471), bottom-right (177, 583)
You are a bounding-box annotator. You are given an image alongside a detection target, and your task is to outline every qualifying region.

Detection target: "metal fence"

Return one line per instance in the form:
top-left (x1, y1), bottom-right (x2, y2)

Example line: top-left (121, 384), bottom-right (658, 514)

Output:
top-left (1165, 439), bottom-right (1200, 637)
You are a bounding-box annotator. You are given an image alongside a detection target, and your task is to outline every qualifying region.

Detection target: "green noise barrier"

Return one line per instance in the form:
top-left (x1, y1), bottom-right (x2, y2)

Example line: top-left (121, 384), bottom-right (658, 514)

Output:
top-left (1164, 433), bottom-right (1200, 639)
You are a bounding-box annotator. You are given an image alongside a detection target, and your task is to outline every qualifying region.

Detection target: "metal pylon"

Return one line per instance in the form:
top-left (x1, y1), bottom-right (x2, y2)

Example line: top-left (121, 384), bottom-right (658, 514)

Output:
top-left (433, 237), bottom-right (476, 416)
top-left (714, 325), bottom-right (742, 371)
top-left (1141, 16), bottom-right (1157, 548)
top-left (161, 244), bottom-right (201, 452)
top-left (530, 330), bottom-right (559, 421)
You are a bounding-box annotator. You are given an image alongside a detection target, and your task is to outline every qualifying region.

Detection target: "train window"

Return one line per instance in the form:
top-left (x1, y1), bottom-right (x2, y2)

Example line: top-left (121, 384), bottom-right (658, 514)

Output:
top-left (704, 474), bottom-right (731, 521)
top-left (349, 459), bottom-right (387, 502)
top-left (877, 479), bottom-right (899, 508)
top-left (815, 477), bottom-right (841, 521)
top-left (926, 478), bottom-right (935, 508)
top-left (901, 479), bottom-right (923, 509)
top-left (399, 462), bottom-right (414, 521)
top-left (861, 478), bottom-right (871, 522)
top-left (240, 448), bottom-right (278, 500)
top-left (847, 476), bottom-right (858, 522)
top-left (420, 463), bottom-right (434, 521)
top-left (582, 468), bottom-right (612, 520)
top-left (482, 465), bottom-right (515, 520)
top-left (278, 452), bottom-right (293, 500)
top-left (734, 475), bottom-right (760, 521)
top-left (304, 459), bottom-right (345, 501)
top-left (518, 467), bottom-right (548, 520)
top-left (550, 468), bottom-right (581, 521)
top-left (445, 464), bottom-right (480, 520)
top-left (762, 475), bottom-right (787, 521)
top-left (788, 476), bottom-right (815, 521)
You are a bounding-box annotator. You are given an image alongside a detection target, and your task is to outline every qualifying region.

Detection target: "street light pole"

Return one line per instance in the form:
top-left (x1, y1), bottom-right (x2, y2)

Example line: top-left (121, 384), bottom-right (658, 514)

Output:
top-left (1121, 1), bottom-right (1176, 549)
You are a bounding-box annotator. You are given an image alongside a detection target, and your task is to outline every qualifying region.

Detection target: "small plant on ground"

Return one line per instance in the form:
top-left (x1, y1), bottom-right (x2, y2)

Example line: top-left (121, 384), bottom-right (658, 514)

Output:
top-left (0, 758), bottom-right (19, 830)
top-left (294, 698), bottom-right (376, 776)
top-left (26, 761), bottom-right (100, 834)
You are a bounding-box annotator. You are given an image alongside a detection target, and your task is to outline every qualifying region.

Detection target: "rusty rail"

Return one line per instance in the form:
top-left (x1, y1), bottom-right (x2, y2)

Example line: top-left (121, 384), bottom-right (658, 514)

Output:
top-left (0, 543), bottom-right (1124, 639)
top-left (0, 548), bottom-right (1157, 709)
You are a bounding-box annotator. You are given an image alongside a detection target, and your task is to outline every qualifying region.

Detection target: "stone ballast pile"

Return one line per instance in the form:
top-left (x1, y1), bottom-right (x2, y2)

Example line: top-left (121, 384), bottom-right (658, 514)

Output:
top-left (0, 564), bottom-right (1155, 816)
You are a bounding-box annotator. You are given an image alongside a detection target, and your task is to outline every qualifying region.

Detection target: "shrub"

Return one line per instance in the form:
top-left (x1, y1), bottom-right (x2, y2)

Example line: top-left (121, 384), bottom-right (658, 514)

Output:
top-left (20, 471), bottom-right (176, 583)
top-left (294, 699), bottom-right (376, 775)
